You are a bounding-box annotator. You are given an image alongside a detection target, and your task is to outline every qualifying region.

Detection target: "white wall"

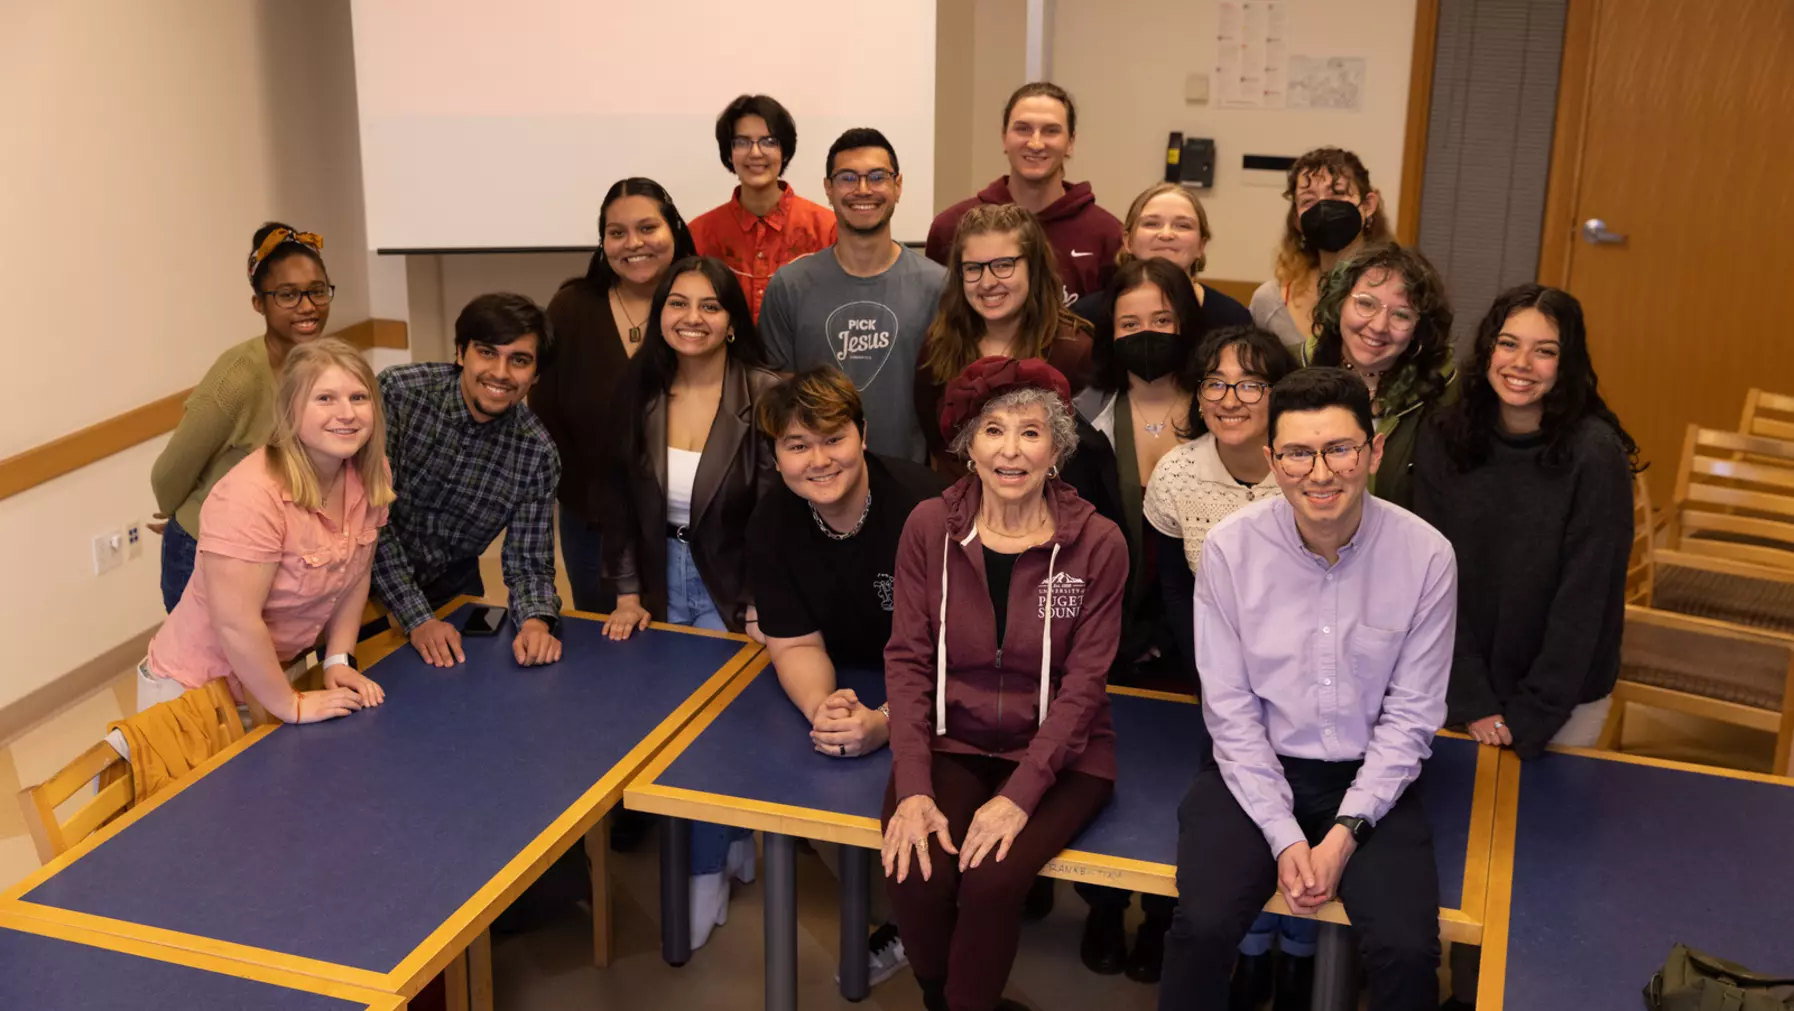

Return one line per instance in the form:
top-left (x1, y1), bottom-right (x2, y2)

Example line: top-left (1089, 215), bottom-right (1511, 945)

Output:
top-left (0, 0), bottom-right (371, 708)
top-left (1052, 0), bottom-right (1417, 283)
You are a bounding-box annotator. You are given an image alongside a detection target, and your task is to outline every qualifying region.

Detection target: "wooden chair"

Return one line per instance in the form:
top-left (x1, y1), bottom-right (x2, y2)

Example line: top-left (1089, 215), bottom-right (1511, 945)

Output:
top-left (1740, 388), bottom-right (1794, 442)
top-left (1661, 424), bottom-right (1794, 570)
top-left (1627, 473), bottom-right (1656, 606)
top-left (1599, 605), bottom-right (1794, 777)
top-left (17, 680), bottom-right (243, 862)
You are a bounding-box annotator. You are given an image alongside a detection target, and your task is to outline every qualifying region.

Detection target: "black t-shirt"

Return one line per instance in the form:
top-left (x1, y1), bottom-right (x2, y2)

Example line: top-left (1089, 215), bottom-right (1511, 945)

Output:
top-left (982, 546), bottom-right (1020, 641)
top-left (747, 453), bottom-right (947, 668)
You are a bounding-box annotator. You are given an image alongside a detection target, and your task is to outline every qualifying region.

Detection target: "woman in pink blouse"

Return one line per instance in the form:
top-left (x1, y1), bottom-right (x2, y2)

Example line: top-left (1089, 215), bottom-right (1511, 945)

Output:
top-left (141, 337), bottom-right (394, 722)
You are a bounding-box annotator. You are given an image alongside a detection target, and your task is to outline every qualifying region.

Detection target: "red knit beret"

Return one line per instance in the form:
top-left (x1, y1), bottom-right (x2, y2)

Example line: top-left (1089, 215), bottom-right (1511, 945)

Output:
top-left (938, 355), bottom-right (1074, 443)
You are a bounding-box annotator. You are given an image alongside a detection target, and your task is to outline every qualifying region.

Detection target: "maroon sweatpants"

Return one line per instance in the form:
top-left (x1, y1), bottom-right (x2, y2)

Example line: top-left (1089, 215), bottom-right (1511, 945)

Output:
top-left (882, 752), bottom-right (1113, 1011)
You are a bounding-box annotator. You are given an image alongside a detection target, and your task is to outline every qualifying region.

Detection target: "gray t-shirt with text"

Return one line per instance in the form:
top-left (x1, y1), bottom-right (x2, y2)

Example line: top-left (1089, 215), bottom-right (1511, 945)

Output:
top-left (759, 245), bottom-right (947, 463)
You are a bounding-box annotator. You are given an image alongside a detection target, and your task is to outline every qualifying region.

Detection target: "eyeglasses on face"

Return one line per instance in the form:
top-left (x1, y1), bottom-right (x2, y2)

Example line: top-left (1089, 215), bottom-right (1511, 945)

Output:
top-left (829, 169), bottom-right (894, 190)
top-left (1198, 378), bottom-right (1270, 404)
top-left (961, 257), bottom-right (1020, 283)
top-left (1273, 441), bottom-right (1367, 478)
top-left (731, 136), bottom-right (781, 153)
top-left (1349, 292), bottom-right (1419, 333)
top-left (262, 285), bottom-right (335, 310)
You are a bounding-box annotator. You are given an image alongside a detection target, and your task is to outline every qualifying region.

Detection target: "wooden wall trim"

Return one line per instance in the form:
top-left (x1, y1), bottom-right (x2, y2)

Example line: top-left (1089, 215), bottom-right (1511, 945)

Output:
top-left (1204, 278), bottom-right (1264, 308)
top-left (0, 319), bottom-right (408, 502)
top-left (1537, 0), bottom-right (1602, 287)
top-left (0, 623), bottom-right (158, 751)
top-left (1396, 0), bottom-right (1441, 246)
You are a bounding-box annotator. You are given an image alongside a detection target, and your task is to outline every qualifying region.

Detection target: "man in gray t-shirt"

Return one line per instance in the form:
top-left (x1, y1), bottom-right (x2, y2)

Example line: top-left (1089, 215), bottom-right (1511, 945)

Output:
top-left (761, 128), bottom-right (947, 463)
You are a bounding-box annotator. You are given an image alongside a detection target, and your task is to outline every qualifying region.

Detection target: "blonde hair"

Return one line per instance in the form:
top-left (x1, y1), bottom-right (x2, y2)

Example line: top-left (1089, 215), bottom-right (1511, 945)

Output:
top-left (1116, 183), bottom-right (1212, 276)
top-left (265, 337), bottom-right (396, 510)
top-left (920, 203), bottom-right (1088, 385)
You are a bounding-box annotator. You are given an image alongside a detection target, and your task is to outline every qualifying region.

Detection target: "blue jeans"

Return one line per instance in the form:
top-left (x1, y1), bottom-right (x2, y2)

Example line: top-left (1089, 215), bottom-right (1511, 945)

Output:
top-left (1240, 911), bottom-right (1319, 958)
top-left (559, 510), bottom-right (615, 614)
top-left (160, 518), bottom-right (198, 613)
top-left (666, 537), bottom-right (747, 873)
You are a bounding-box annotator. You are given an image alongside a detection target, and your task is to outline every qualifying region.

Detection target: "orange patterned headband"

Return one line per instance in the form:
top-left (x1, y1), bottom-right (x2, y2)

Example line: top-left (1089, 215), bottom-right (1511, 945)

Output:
top-left (246, 228), bottom-right (324, 280)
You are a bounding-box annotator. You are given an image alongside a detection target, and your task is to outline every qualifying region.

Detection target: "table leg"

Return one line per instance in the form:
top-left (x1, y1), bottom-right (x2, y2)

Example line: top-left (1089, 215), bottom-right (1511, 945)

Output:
top-left (469, 929), bottom-right (493, 1011)
top-left (838, 845), bottom-right (871, 1002)
top-left (765, 832), bottom-right (798, 1011)
top-left (585, 815), bottom-right (614, 968)
top-left (444, 948), bottom-right (470, 1011)
top-left (1310, 922), bottom-right (1359, 1011)
top-left (661, 816), bottom-right (693, 967)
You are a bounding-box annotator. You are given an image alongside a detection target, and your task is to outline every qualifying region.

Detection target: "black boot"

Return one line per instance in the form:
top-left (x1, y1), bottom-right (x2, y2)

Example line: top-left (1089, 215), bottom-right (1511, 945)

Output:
top-left (1125, 915), bottom-right (1169, 983)
top-left (1228, 952), bottom-right (1274, 1011)
top-left (1023, 877), bottom-right (1055, 920)
top-left (917, 975), bottom-right (948, 1011)
top-left (1079, 907), bottom-right (1128, 975)
top-left (1271, 952), bottom-right (1314, 1011)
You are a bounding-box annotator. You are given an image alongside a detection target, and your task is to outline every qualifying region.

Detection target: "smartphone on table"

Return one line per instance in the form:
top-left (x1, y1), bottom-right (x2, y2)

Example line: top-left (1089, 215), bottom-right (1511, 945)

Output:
top-left (463, 605), bottom-right (508, 637)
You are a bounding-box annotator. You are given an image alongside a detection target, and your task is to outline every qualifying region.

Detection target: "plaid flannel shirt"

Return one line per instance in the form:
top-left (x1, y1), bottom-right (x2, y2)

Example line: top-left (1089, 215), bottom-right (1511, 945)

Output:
top-left (372, 363), bottom-right (562, 632)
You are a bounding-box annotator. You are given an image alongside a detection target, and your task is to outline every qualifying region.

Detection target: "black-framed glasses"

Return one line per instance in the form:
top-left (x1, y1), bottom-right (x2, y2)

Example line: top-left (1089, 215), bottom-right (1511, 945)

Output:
top-left (731, 135), bottom-right (781, 153)
top-left (960, 257), bottom-right (1020, 283)
top-left (829, 169), bottom-right (894, 190)
top-left (1273, 441), bottom-right (1367, 478)
top-left (260, 284), bottom-right (335, 309)
top-left (1348, 292), bottom-right (1419, 333)
top-left (1198, 378), bottom-right (1270, 404)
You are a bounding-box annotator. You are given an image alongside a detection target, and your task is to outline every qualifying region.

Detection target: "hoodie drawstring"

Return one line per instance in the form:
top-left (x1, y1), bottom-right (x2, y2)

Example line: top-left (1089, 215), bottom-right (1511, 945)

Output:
top-left (1038, 542), bottom-right (1061, 727)
top-left (936, 524), bottom-right (980, 736)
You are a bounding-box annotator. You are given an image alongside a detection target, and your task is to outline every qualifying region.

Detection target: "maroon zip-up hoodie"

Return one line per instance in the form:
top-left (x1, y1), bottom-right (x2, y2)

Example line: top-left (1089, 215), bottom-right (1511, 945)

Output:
top-left (925, 176), bottom-right (1125, 303)
top-left (885, 473), bottom-right (1126, 815)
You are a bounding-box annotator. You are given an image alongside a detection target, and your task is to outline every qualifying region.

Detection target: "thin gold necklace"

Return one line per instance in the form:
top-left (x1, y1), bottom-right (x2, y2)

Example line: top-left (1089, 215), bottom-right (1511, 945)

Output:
top-left (612, 287), bottom-right (646, 344)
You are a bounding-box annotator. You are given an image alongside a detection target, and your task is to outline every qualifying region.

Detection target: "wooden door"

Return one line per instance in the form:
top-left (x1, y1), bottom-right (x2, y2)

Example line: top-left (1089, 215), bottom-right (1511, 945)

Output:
top-left (1540, 0), bottom-right (1794, 504)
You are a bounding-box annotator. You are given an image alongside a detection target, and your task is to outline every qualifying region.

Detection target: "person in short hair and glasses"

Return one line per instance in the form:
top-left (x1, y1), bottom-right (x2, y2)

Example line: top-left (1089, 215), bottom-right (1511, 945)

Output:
top-left (372, 293), bottom-right (565, 670)
top-left (689, 94), bottom-right (836, 320)
top-left (151, 222), bottom-right (336, 611)
top-left (759, 127), bottom-right (948, 464)
top-left (1159, 367), bottom-right (1455, 1011)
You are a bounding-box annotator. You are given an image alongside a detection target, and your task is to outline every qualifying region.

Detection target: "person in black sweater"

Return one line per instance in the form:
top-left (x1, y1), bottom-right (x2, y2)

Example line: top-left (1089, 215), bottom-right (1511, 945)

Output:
top-left (1413, 283), bottom-right (1639, 1011)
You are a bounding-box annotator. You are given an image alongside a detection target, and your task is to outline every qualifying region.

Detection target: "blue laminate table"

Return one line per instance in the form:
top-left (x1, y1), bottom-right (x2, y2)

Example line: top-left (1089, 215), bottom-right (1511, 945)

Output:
top-left (627, 665), bottom-right (1498, 1010)
top-left (1480, 747), bottom-right (1794, 1010)
top-left (0, 910), bottom-right (403, 1010)
top-left (0, 600), bottom-right (761, 1000)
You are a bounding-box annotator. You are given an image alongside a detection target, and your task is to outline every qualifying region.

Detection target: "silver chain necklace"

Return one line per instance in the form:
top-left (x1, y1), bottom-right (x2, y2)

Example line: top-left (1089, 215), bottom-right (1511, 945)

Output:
top-left (810, 489), bottom-right (873, 541)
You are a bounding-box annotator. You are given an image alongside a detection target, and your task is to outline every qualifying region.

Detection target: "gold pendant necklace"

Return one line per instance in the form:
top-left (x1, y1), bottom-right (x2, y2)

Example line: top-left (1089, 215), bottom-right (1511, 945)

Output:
top-left (613, 288), bottom-right (645, 344)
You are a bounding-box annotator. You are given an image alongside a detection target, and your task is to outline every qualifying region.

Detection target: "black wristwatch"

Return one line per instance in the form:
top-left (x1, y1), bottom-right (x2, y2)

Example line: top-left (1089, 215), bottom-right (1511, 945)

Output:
top-left (1334, 815), bottom-right (1373, 845)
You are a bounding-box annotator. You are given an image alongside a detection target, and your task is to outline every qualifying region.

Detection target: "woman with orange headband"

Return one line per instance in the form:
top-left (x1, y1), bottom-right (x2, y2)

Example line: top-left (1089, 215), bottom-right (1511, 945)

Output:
top-left (150, 222), bottom-right (335, 611)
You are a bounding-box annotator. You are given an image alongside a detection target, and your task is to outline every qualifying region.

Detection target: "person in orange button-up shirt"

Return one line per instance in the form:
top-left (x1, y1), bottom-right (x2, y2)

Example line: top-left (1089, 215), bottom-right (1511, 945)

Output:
top-left (689, 94), bottom-right (836, 320)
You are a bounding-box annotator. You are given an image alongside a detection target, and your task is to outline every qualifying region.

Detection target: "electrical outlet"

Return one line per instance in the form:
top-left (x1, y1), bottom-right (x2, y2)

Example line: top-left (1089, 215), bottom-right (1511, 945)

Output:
top-left (93, 529), bottom-right (125, 575)
top-left (126, 521), bottom-right (144, 560)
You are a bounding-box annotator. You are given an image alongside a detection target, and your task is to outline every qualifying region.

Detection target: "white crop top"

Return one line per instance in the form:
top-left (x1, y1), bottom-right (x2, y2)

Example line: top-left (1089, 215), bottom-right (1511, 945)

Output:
top-left (666, 447), bottom-right (702, 528)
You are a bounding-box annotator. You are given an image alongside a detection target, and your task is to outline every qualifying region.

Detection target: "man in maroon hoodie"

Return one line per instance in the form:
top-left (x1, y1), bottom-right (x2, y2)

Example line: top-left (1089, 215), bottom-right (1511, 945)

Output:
top-left (926, 82), bottom-right (1124, 305)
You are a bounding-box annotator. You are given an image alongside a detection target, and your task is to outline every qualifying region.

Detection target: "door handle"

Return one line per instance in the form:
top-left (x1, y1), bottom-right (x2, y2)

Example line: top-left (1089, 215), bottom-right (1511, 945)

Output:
top-left (1581, 218), bottom-right (1628, 245)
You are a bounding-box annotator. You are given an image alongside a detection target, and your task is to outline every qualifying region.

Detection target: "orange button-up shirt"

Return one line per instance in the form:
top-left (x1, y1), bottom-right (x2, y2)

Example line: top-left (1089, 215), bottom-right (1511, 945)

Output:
top-left (690, 182), bottom-right (837, 320)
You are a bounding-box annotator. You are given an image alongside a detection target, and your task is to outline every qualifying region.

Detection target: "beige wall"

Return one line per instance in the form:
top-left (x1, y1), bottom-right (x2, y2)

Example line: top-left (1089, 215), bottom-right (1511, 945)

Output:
top-left (0, 0), bottom-right (370, 710)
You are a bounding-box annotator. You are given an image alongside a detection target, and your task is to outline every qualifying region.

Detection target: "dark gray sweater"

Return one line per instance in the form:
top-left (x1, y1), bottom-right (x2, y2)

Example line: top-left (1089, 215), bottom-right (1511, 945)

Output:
top-left (1412, 416), bottom-right (1633, 758)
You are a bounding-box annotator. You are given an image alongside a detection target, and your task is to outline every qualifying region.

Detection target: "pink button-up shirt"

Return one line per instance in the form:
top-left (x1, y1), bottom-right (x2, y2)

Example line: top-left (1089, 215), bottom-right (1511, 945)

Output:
top-left (148, 449), bottom-right (387, 688)
top-left (1195, 494), bottom-right (1456, 858)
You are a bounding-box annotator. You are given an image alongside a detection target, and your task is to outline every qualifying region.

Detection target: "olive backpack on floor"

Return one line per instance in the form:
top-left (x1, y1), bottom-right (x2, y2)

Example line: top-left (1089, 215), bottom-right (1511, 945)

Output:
top-left (1646, 944), bottom-right (1794, 1011)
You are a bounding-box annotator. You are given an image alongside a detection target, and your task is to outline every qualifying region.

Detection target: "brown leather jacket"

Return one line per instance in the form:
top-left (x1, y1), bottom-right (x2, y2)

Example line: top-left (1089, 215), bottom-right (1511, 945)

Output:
top-left (597, 361), bottom-right (782, 632)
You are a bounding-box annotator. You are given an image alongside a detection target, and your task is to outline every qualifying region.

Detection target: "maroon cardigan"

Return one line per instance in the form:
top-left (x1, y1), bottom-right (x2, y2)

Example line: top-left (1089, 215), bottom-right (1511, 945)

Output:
top-left (884, 474), bottom-right (1125, 814)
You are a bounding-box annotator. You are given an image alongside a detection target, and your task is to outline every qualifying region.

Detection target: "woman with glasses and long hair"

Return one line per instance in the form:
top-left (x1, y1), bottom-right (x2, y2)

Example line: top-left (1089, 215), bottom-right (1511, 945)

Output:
top-left (1301, 243), bottom-right (1456, 509)
top-left (915, 203), bottom-right (1093, 472)
top-left (1413, 285), bottom-right (1638, 1010)
top-left (1250, 147), bottom-right (1392, 353)
top-left (532, 178), bottom-right (697, 616)
top-left (151, 222), bottom-right (337, 612)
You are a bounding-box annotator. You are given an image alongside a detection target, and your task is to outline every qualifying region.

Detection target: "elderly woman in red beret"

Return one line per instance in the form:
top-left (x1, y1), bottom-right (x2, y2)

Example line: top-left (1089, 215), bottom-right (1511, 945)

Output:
top-left (880, 356), bottom-right (1128, 1011)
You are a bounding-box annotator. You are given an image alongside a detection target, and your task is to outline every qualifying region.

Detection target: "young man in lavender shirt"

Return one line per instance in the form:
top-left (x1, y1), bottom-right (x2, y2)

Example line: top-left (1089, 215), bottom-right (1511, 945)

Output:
top-left (1158, 368), bottom-right (1456, 1011)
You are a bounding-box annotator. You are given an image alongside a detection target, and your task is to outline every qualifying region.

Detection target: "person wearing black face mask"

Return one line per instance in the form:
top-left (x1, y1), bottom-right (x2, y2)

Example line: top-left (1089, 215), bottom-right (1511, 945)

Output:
top-left (1060, 256), bottom-right (1205, 983)
top-left (1250, 147), bottom-right (1390, 354)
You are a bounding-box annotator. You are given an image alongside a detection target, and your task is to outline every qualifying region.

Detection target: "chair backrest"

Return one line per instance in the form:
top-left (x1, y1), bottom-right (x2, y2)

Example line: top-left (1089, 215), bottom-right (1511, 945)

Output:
top-left (16, 680), bottom-right (242, 863)
top-left (1667, 424), bottom-right (1794, 570)
top-left (1628, 473), bottom-right (1656, 605)
top-left (1741, 388), bottom-right (1794, 442)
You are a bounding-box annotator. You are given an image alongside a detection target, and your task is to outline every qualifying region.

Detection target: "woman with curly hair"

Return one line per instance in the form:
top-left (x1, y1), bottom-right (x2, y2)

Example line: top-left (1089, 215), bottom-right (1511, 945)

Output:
top-left (1301, 243), bottom-right (1455, 508)
top-left (1250, 148), bottom-right (1392, 352)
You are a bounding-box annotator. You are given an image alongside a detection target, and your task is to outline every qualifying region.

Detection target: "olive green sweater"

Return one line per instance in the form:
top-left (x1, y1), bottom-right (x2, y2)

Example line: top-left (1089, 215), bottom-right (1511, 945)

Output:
top-left (150, 337), bottom-right (277, 534)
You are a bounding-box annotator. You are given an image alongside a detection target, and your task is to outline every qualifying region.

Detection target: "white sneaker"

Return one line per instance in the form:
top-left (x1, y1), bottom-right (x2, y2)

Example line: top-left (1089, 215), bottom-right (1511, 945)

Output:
top-left (689, 871), bottom-right (729, 950)
top-left (835, 922), bottom-right (910, 987)
top-left (726, 836), bottom-right (757, 885)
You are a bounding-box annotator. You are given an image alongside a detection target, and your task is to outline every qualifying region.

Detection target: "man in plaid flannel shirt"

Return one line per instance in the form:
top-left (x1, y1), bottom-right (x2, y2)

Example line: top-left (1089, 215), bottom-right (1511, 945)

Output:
top-left (372, 293), bottom-right (565, 668)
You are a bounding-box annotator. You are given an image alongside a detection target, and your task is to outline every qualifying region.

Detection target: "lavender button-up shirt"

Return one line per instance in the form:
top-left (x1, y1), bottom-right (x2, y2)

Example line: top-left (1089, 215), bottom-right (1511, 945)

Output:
top-left (1196, 494), bottom-right (1456, 858)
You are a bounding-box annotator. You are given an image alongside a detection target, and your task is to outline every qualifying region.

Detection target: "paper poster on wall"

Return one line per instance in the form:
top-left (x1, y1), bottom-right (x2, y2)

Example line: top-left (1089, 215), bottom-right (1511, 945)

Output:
top-left (1215, 1), bottom-right (1287, 109)
top-left (1287, 56), bottom-right (1366, 111)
